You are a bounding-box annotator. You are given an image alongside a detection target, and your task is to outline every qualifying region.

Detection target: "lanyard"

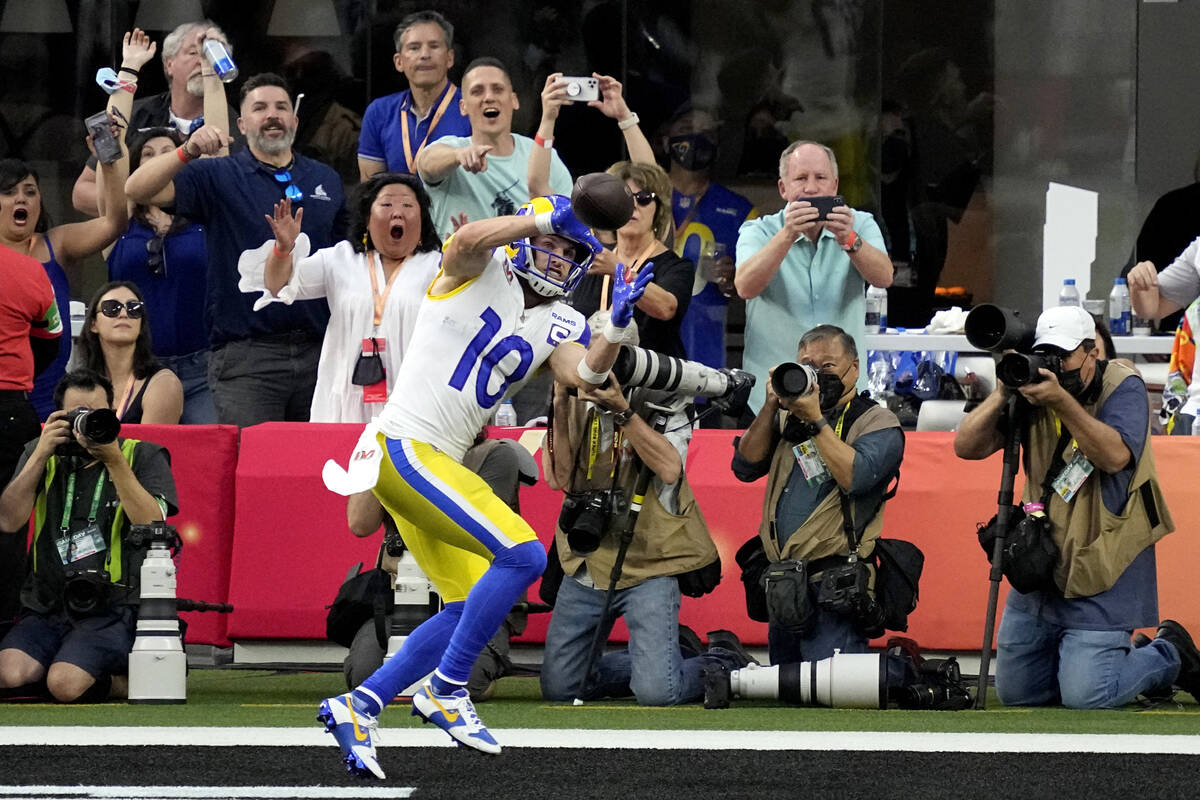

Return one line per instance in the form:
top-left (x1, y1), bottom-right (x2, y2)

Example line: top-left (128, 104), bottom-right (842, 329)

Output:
top-left (671, 185), bottom-right (709, 251)
top-left (400, 83), bottom-right (457, 173)
top-left (60, 467), bottom-right (107, 534)
top-left (367, 251), bottom-right (404, 328)
top-left (600, 240), bottom-right (660, 312)
top-left (833, 402), bottom-right (850, 438)
top-left (1051, 413), bottom-right (1079, 451)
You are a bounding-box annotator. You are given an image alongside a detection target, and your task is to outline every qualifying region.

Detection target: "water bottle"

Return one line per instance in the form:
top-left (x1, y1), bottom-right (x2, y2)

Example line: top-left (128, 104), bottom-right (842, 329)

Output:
top-left (202, 39), bottom-right (238, 83)
top-left (866, 350), bottom-right (894, 406)
top-left (1058, 279), bottom-right (1080, 307)
top-left (865, 285), bottom-right (888, 334)
top-left (1108, 277), bottom-right (1131, 336)
top-left (494, 400), bottom-right (518, 427)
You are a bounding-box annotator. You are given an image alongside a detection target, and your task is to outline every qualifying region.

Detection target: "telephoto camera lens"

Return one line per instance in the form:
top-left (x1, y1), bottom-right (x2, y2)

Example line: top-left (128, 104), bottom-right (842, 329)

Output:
top-left (996, 352), bottom-right (1061, 389)
top-left (771, 362), bottom-right (818, 399)
top-left (69, 408), bottom-right (121, 444)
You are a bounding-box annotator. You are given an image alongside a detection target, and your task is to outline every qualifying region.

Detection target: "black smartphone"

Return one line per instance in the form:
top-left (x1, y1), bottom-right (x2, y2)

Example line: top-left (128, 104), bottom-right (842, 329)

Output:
top-left (85, 111), bottom-right (122, 165)
top-left (804, 195), bottom-right (845, 221)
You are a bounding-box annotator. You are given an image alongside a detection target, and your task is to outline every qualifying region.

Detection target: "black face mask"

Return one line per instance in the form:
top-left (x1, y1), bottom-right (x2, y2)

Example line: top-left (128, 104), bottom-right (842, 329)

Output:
top-left (1058, 363), bottom-right (1102, 404)
top-left (668, 133), bottom-right (718, 172)
top-left (351, 339), bottom-right (386, 386)
top-left (817, 370), bottom-right (848, 411)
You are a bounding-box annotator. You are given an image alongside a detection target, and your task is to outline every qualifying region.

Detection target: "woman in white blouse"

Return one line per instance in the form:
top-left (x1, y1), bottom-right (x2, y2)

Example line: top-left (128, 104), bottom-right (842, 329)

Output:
top-left (239, 173), bottom-right (443, 422)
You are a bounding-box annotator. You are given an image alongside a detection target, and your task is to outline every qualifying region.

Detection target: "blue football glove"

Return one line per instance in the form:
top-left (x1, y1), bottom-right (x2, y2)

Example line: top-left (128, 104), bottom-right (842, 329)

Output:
top-left (610, 261), bottom-right (654, 328)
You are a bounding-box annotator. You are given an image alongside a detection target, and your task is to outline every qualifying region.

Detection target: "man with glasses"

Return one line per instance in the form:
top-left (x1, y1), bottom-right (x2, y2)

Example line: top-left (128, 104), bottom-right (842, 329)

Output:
top-left (735, 141), bottom-right (893, 413)
top-left (731, 324), bottom-right (904, 666)
top-left (72, 21), bottom-right (243, 217)
top-left (0, 370), bottom-right (177, 703)
top-left (416, 57), bottom-right (572, 239)
top-left (358, 10), bottom-right (470, 181)
top-left (127, 73), bottom-right (347, 426)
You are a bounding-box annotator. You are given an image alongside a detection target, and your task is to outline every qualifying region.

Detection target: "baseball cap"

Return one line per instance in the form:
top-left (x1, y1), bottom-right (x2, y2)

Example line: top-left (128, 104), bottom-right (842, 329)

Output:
top-left (1034, 305), bottom-right (1096, 351)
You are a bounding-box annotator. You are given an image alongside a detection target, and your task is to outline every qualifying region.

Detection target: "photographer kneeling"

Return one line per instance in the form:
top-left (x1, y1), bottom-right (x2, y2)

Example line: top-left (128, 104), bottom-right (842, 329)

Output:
top-left (0, 370), bottom-right (177, 703)
top-left (733, 325), bottom-right (904, 665)
top-left (955, 306), bottom-right (1199, 708)
top-left (540, 341), bottom-right (748, 705)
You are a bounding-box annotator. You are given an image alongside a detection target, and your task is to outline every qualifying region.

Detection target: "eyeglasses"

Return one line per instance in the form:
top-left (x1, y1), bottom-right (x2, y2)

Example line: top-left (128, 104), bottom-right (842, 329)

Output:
top-left (632, 190), bottom-right (657, 207)
top-left (273, 169), bottom-right (304, 203)
top-left (146, 234), bottom-right (166, 276)
top-left (99, 299), bottom-right (145, 319)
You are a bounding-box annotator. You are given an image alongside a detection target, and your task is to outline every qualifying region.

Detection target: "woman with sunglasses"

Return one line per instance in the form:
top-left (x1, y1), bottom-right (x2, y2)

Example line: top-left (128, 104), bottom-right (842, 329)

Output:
top-left (529, 74), bottom-right (692, 358)
top-left (238, 172), bottom-right (442, 422)
top-left (108, 126), bottom-right (214, 424)
top-left (568, 161), bottom-right (693, 358)
top-left (76, 281), bottom-right (183, 424)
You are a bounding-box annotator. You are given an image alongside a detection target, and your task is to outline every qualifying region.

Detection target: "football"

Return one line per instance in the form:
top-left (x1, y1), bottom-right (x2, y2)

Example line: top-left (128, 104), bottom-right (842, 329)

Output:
top-left (571, 172), bottom-right (634, 230)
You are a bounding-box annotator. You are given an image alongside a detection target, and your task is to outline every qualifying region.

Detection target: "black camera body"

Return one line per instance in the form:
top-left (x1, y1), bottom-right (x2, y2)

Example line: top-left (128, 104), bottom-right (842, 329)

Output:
top-left (815, 559), bottom-right (885, 636)
top-left (558, 488), bottom-right (626, 556)
top-left (56, 407), bottom-right (121, 458)
top-left (63, 568), bottom-right (113, 617)
top-left (965, 303), bottom-right (1069, 389)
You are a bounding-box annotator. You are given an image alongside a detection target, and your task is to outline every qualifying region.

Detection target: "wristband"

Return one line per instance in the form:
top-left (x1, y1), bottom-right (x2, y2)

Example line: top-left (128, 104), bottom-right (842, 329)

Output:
top-left (273, 243), bottom-right (292, 258)
top-left (576, 358), bottom-right (609, 386)
top-left (533, 211), bottom-right (555, 235)
top-left (118, 66), bottom-right (140, 77)
top-left (602, 319), bottom-right (636, 344)
top-left (840, 231), bottom-right (859, 252)
top-left (119, 81), bottom-right (137, 93)
top-left (533, 134), bottom-right (554, 149)
top-left (176, 145), bottom-right (195, 164)
top-left (617, 112), bottom-right (640, 130)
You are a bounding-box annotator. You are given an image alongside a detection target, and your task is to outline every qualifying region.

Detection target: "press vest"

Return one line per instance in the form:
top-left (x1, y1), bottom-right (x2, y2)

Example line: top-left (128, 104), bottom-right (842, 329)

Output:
top-left (553, 399), bottom-right (717, 591)
top-left (757, 398), bottom-right (901, 564)
top-left (1023, 361), bottom-right (1173, 598)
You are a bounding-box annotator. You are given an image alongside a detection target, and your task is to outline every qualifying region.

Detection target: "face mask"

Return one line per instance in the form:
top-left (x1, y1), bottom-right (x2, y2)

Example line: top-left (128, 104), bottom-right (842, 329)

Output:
top-left (668, 133), bottom-right (717, 172)
top-left (817, 370), bottom-right (847, 411)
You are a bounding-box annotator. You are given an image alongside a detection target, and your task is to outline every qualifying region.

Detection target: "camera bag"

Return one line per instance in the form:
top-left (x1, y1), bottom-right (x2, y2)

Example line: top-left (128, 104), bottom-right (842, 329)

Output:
top-left (325, 556), bottom-right (394, 649)
top-left (735, 535), bottom-right (771, 622)
top-left (761, 559), bottom-right (816, 633)
top-left (873, 538), bottom-right (924, 631)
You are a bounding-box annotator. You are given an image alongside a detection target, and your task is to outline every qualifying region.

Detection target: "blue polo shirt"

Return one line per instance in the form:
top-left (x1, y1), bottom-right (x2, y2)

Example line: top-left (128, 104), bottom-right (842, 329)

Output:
top-left (173, 149), bottom-right (347, 346)
top-left (358, 83), bottom-right (471, 175)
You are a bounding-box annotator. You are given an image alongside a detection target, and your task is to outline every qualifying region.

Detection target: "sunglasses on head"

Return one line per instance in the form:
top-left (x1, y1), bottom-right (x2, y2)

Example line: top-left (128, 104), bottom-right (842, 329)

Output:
top-left (632, 190), bottom-right (657, 207)
top-left (273, 169), bottom-right (304, 203)
top-left (99, 299), bottom-right (145, 319)
top-left (146, 234), bottom-right (165, 276)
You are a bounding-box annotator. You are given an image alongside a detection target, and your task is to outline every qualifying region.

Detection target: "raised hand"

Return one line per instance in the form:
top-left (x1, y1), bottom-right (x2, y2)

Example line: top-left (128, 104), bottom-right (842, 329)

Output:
top-left (121, 28), bottom-right (158, 72)
top-left (183, 124), bottom-right (233, 158)
top-left (540, 73), bottom-right (570, 124)
top-left (265, 197), bottom-right (304, 254)
top-left (587, 73), bottom-right (631, 121)
top-left (610, 262), bottom-right (654, 328)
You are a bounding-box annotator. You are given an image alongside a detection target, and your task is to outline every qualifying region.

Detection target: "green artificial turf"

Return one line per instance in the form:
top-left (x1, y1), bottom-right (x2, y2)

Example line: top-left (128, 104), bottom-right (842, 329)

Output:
top-left (0, 669), bottom-right (1196, 735)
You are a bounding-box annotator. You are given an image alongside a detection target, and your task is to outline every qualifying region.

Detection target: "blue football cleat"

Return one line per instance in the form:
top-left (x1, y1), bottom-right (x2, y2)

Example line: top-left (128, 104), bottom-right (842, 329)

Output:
top-left (411, 681), bottom-right (501, 754)
top-left (318, 693), bottom-right (385, 779)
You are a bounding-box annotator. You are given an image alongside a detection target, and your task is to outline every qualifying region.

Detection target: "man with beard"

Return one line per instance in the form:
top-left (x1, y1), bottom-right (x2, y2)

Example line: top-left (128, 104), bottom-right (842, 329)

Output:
top-left (955, 306), bottom-right (1199, 708)
top-left (126, 73), bottom-right (346, 425)
top-left (72, 21), bottom-right (243, 216)
top-left (732, 324), bottom-right (903, 666)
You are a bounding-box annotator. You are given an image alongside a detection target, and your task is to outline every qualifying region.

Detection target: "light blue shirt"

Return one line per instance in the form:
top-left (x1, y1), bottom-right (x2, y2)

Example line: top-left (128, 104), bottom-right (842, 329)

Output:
top-left (424, 134), bottom-right (572, 240)
top-left (735, 207), bottom-right (885, 411)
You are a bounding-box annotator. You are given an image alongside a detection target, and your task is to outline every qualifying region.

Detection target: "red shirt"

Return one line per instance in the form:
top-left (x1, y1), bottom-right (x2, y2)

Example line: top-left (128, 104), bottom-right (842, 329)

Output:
top-left (0, 247), bottom-right (62, 391)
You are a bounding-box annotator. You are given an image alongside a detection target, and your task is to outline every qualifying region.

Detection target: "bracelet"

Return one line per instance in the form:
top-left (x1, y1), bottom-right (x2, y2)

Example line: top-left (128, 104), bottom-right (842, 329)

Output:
top-left (119, 81), bottom-right (137, 93)
top-left (118, 66), bottom-right (139, 77)
top-left (617, 112), bottom-right (640, 130)
top-left (533, 134), bottom-right (554, 149)
top-left (176, 145), bottom-right (194, 164)
top-left (272, 243), bottom-right (292, 258)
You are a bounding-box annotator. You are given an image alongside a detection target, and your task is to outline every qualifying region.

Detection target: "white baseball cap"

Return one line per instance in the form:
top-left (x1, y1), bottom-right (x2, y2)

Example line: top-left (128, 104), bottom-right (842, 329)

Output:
top-left (1034, 305), bottom-right (1096, 351)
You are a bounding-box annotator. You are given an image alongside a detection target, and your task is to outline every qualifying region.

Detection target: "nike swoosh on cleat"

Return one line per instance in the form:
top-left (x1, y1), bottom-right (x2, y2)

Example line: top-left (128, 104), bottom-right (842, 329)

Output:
top-left (347, 698), bottom-right (369, 741)
top-left (429, 693), bottom-right (460, 724)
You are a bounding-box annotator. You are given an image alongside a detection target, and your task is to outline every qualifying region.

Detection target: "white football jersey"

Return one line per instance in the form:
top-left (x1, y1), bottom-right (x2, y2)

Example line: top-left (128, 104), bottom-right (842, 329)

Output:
top-left (376, 251), bottom-right (589, 460)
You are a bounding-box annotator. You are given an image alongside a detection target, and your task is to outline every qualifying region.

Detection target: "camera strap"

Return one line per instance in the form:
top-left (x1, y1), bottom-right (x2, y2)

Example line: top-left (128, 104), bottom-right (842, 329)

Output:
top-left (1039, 425), bottom-right (1075, 507)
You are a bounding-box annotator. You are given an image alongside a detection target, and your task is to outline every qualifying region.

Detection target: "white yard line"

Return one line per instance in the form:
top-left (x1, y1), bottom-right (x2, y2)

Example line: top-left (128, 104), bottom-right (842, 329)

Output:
top-left (0, 789), bottom-right (413, 799)
top-left (0, 727), bottom-right (1197, 754)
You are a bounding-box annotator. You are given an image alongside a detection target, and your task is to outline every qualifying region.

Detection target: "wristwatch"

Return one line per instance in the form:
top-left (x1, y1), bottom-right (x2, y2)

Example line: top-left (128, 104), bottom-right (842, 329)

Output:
top-left (612, 407), bottom-right (635, 427)
top-left (842, 231), bottom-right (863, 253)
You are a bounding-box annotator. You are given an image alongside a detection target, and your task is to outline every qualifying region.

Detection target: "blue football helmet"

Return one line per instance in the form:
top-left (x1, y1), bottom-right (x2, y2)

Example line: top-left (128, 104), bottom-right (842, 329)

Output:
top-left (506, 196), bottom-right (601, 297)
